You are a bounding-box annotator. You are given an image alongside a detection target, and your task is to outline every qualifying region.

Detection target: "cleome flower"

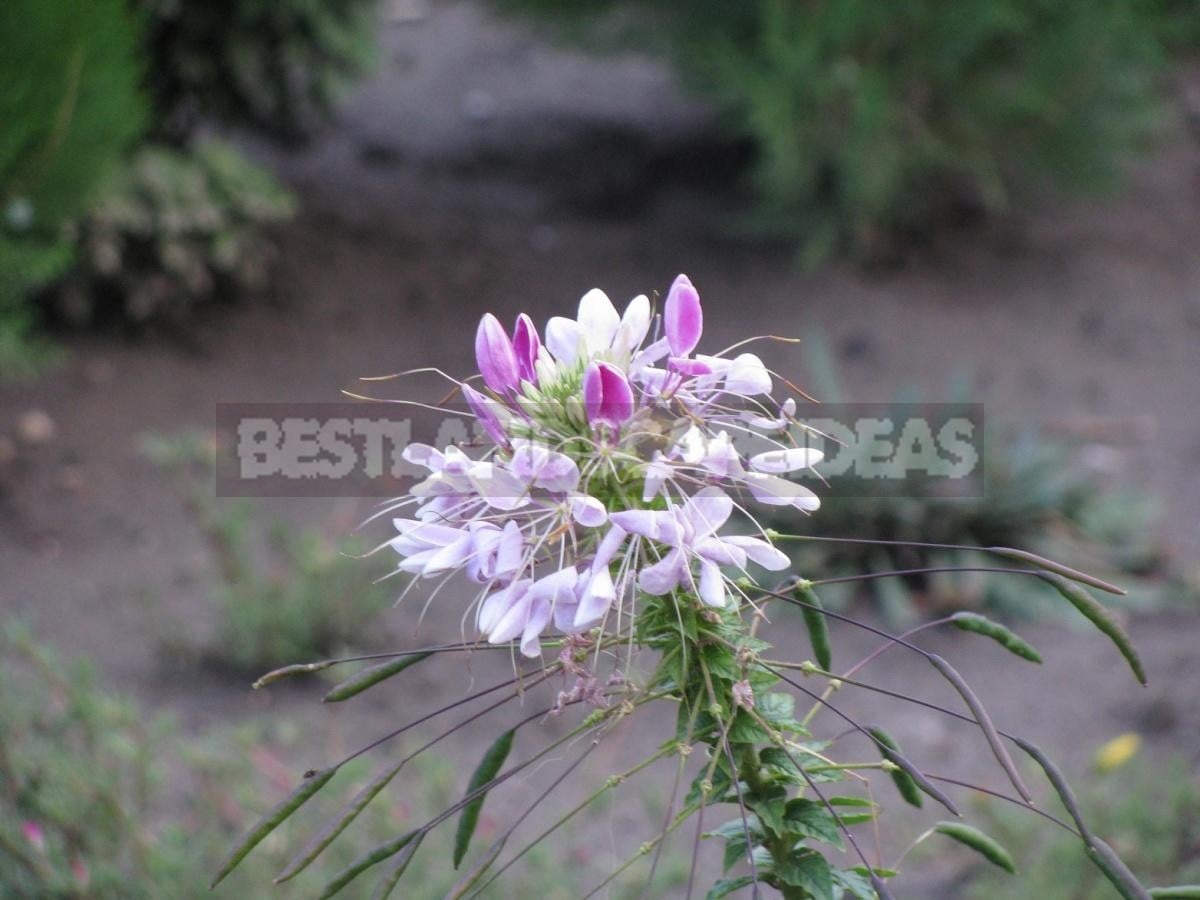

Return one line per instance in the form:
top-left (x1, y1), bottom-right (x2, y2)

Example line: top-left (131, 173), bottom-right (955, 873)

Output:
top-left (388, 275), bottom-right (823, 656)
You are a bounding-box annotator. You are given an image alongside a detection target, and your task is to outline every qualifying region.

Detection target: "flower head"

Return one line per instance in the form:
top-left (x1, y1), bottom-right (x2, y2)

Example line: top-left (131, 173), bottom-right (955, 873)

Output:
top-left (389, 276), bottom-right (822, 656)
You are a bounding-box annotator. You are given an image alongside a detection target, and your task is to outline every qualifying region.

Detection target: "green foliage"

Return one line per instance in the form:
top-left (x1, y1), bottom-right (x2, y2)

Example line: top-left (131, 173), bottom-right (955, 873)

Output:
top-left (136, 0), bottom-right (382, 141)
top-left (0, 0), bottom-right (146, 377)
top-left (48, 139), bottom-right (297, 326)
top-left (965, 757), bottom-right (1200, 899)
top-left (492, 0), bottom-right (1166, 260)
top-left (140, 429), bottom-right (392, 672)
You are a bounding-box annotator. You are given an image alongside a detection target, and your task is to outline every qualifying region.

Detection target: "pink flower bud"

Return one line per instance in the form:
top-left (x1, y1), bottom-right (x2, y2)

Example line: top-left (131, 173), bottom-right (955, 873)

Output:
top-left (664, 274), bottom-right (702, 357)
top-left (474, 313), bottom-right (520, 394)
top-left (511, 313), bottom-right (541, 385)
top-left (462, 383), bottom-right (508, 447)
top-left (583, 361), bottom-right (634, 428)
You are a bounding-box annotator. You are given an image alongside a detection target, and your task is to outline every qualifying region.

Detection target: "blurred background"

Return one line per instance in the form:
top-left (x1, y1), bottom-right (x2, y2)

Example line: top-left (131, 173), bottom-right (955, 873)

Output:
top-left (2, 0), bottom-right (1199, 896)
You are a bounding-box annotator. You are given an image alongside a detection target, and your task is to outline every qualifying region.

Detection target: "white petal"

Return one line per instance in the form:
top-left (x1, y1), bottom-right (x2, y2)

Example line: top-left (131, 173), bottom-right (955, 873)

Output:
top-left (609, 509), bottom-right (683, 545)
top-left (401, 443), bottom-right (443, 469)
top-left (693, 537), bottom-right (747, 569)
top-left (521, 595), bottom-right (552, 657)
top-left (741, 472), bottom-right (820, 511)
top-left (470, 463), bottom-right (530, 511)
top-left (573, 567), bottom-right (614, 628)
top-left (576, 288), bottom-right (620, 355)
top-left (613, 294), bottom-right (651, 356)
top-left (488, 584), bottom-right (534, 644)
top-left (749, 447), bottom-right (824, 474)
top-left (494, 520), bottom-right (525, 577)
top-left (545, 316), bottom-right (582, 364)
top-left (724, 535), bottom-right (791, 570)
top-left (725, 353), bottom-right (773, 396)
top-left (699, 560), bottom-right (727, 608)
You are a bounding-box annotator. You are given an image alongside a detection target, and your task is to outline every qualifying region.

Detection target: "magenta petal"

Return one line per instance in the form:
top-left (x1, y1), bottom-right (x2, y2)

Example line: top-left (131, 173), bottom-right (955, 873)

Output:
top-left (462, 383), bottom-right (508, 447)
top-left (664, 274), bottom-right (702, 357)
top-left (584, 361), bottom-right (634, 428)
top-left (475, 313), bottom-right (520, 393)
top-left (511, 313), bottom-right (541, 385)
top-left (667, 356), bottom-right (713, 376)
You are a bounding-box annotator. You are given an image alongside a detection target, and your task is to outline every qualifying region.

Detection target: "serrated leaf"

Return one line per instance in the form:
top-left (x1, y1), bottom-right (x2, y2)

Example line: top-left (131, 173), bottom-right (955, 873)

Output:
top-left (210, 765), bottom-right (337, 888)
top-left (775, 848), bottom-right (834, 900)
top-left (453, 728), bottom-right (514, 868)
top-left (935, 821), bottom-right (1015, 873)
top-left (746, 784), bottom-right (788, 836)
top-left (833, 867), bottom-right (878, 900)
top-left (784, 798), bottom-right (843, 847)
top-left (706, 875), bottom-right (756, 899)
top-left (322, 651), bottom-right (433, 703)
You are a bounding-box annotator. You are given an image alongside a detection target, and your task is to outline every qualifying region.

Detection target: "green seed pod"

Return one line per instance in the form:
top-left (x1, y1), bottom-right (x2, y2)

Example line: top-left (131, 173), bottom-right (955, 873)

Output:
top-left (794, 584), bottom-right (832, 671)
top-left (1039, 573), bottom-right (1146, 685)
top-left (322, 651), bottom-right (434, 703)
top-left (317, 829), bottom-right (422, 900)
top-left (866, 725), bottom-right (960, 816)
top-left (1149, 888), bottom-right (1200, 898)
top-left (1011, 737), bottom-right (1090, 840)
top-left (211, 765), bottom-right (338, 888)
top-left (950, 612), bottom-right (1042, 663)
top-left (935, 821), bottom-right (1016, 873)
top-left (369, 832), bottom-right (425, 900)
top-left (988, 546), bottom-right (1126, 595)
top-left (252, 660), bottom-right (334, 689)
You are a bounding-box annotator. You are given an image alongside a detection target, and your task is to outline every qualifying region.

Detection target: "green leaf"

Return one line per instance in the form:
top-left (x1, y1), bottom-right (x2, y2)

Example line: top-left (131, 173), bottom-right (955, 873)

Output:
top-left (783, 798), bottom-right (843, 847)
top-left (775, 847), bottom-right (834, 900)
top-left (747, 784), bottom-right (788, 836)
top-left (453, 728), bottom-right (515, 868)
top-left (757, 691), bottom-right (806, 734)
top-left (322, 651), bottom-right (434, 703)
top-left (795, 584), bottom-right (833, 670)
top-left (950, 612), bottom-right (1042, 663)
top-left (934, 821), bottom-right (1016, 874)
top-left (1039, 573), bottom-right (1147, 685)
top-left (833, 867), bottom-right (878, 900)
top-left (706, 875), bottom-right (756, 899)
top-left (210, 765), bottom-right (337, 888)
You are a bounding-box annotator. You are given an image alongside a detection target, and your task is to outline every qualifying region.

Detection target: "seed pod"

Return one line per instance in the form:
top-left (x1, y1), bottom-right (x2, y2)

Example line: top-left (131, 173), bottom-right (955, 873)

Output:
top-left (317, 829), bottom-right (422, 900)
top-left (928, 654), bottom-right (1032, 803)
top-left (935, 821), bottom-right (1016, 873)
top-left (323, 651), bottom-right (434, 703)
top-left (1149, 888), bottom-right (1200, 898)
top-left (1011, 737), bottom-right (1090, 840)
top-left (1087, 837), bottom-right (1152, 900)
top-left (211, 766), bottom-right (338, 888)
top-left (871, 873), bottom-right (897, 900)
top-left (369, 832), bottom-right (425, 900)
top-left (794, 584), bottom-right (832, 671)
top-left (950, 612), bottom-right (1042, 664)
top-left (276, 759), bottom-right (406, 883)
top-left (987, 546), bottom-right (1126, 595)
top-left (865, 726), bottom-right (958, 815)
top-left (1039, 573), bottom-right (1146, 685)
top-left (252, 660), bottom-right (334, 689)
top-left (454, 728), bottom-right (515, 867)
top-left (446, 835), bottom-right (507, 899)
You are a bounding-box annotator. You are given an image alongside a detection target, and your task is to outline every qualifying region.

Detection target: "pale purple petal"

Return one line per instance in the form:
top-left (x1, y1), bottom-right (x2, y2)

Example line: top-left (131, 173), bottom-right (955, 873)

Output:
top-left (591, 525), bottom-right (628, 570)
top-left (479, 577), bottom-right (531, 635)
top-left (698, 559), bottom-right (727, 608)
top-left (570, 494), bottom-right (608, 527)
top-left (401, 443), bottom-right (443, 470)
top-left (488, 582), bottom-right (535, 644)
top-left (682, 487), bottom-right (733, 538)
top-left (664, 274), bottom-right (702, 357)
top-left (494, 520), bottom-right (525, 578)
top-left (693, 537), bottom-right (747, 569)
top-left (740, 472), bottom-right (821, 511)
top-left (521, 595), bottom-right (552, 657)
top-left (724, 353), bottom-right (772, 396)
top-left (638, 548), bottom-right (685, 595)
top-left (463, 383), bottom-right (508, 447)
top-left (475, 313), bottom-right (520, 393)
top-left (609, 509), bottom-right (683, 545)
top-left (573, 566), bottom-right (614, 627)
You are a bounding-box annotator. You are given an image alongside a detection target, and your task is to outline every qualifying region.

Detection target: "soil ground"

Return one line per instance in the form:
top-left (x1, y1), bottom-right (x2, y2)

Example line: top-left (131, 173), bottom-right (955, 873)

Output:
top-left (1, 2), bottom-right (1198, 897)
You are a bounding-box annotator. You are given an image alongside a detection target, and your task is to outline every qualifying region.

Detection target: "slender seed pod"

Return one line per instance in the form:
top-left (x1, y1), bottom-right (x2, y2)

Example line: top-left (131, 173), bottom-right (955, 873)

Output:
top-left (454, 729), bottom-right (516, 867)
top-left (795, 584), bottom-right (832, 670)
top-left (276, 759), bottom-right (406, 883)
top-left (1086, 837), bottom-right (1153, 900)
top-left (369, 833), bottom-right (426, 900)
top-left (317, 829), bottom-right (422, 900)
top-left (323, 651), bottom-right (434, 703)
top-left (950, 612), bottom-right (1042, 663)
top-left (927, 654), bottom-right (1032, 803)
top-left (871, 873), bottom-right (897, 900)
top-left (211, 766), bottom-right (338, 888)
top-left (866, 726), bottom-right (922, 808)
top-left (988, 546), bottom-right (1127, 595)
top-left (934, 822), bottom-right (1016, 873)
top-left (1038, 573), bottom-right (1147, 685)
top-left (446, 836), bottom-right (508, 899)
top-left (252, 660), bottom-right (334, 689)
top-left (1149, 888), bottom-right (1200, 898)
top-left (1011, 737), bottom-right (1090, 839)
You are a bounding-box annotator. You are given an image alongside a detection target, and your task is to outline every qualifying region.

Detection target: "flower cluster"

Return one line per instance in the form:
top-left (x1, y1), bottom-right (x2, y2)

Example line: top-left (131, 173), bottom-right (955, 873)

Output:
top-left (390, 276), bottom-right (823, 656)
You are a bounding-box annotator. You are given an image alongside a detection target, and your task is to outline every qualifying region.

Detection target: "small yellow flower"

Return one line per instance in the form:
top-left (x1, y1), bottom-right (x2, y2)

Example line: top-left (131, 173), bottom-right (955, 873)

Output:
top-left (1094, 733), bottom-right (1142, 773)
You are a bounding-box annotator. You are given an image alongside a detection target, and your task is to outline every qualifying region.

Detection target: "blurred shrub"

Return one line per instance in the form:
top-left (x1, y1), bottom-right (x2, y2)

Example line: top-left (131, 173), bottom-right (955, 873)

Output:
top-left (140, 430), bottom-right (392, 672)
top-left (136, 0), bottom-right (381, 142)
top-left (48, 139), bottom-right (297, 327)
top-left (492, 0), bottom-right (1166, 261)
top-left (964, 754), bottom-right (1200, 898)
top-left (0, 0), bottom-right (146, 377)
